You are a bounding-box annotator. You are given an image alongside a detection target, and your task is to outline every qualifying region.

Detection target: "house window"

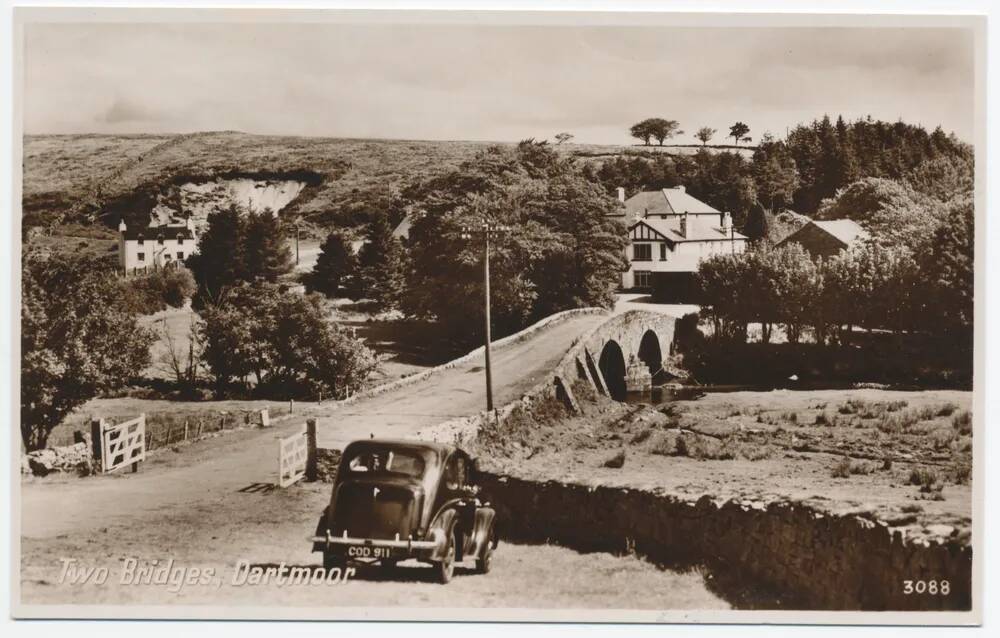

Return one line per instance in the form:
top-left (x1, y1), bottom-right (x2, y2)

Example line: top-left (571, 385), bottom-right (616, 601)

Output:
top-left (137, 253), bottom-right (145, 262)
top-left (178, 237), bottom-right (185, 245)
top-left (137, 237), bottom-right (144, 246)
top-left (634, 271), bottom-right (652, 289)
top-left (157, 236), bottom-right (164, 245)
top-left (633, 244), bottom-right (652, 261)
top-left (660, 244), bottom-right (667, 260)
top-left (177, 251), bottom-right (184, 260)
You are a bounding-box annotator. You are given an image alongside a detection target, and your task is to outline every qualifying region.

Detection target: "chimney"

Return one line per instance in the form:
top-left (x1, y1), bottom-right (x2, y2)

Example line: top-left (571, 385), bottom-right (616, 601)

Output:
top-left (118, 219), bottom-right (127, 233)
top-left (616, 187), bottom-right (626, 203)
top-left (722, 212), bottom-right (733, 233)
top-left (184, 211), bottom-right (195, 233)
top-left (680, 212), bottom-right (688, 239)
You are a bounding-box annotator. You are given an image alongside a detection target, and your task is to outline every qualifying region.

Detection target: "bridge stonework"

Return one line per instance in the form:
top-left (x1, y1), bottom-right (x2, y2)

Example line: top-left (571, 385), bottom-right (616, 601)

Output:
top-left (554, 310), bottom-right (677, 403)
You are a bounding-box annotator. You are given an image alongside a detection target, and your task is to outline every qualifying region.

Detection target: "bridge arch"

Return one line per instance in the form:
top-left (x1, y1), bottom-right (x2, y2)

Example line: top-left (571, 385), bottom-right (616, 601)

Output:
top-left (598, 340), bottom-right (627, 401)
top-left (636, 329), bottom-right (663, 382)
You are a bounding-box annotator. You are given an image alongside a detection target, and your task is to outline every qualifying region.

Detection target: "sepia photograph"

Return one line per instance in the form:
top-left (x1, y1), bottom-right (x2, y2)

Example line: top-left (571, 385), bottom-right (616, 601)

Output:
top-left (7, 2), bottom-right (989, 627)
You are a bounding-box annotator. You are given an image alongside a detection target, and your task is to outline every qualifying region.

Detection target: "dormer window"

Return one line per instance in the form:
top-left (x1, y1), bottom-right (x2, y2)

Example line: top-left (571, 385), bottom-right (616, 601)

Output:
top-left (137, 235), bottom-right (144, 246)
top-left (177, 235), bottom-right (185, 245)
top-left (157, 235), bottom-right (164, 245)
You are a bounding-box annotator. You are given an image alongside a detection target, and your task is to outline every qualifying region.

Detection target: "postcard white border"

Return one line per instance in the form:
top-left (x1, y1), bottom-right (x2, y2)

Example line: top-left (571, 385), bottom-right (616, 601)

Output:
top-left (3, 0), bottom-right (993, 631)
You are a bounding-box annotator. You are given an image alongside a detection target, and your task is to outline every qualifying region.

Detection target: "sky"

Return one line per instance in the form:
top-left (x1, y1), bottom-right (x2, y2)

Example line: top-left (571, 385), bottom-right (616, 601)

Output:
top-left (22, 21), bottom-right (976, 144)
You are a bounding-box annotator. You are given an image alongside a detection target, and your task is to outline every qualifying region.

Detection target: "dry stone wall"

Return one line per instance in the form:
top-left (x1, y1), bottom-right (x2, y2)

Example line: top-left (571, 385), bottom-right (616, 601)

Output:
top-left (479, 473), bottom-right (972, 611)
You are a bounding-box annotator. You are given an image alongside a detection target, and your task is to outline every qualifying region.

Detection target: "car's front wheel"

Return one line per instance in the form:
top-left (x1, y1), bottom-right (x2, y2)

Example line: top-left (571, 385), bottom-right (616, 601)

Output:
top-left (434, 534), bottom-right (455, 584)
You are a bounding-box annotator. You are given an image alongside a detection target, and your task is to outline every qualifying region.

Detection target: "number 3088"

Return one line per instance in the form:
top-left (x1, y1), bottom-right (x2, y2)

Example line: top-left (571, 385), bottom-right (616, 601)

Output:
top-left (903, 580), bottom-right (950, 595)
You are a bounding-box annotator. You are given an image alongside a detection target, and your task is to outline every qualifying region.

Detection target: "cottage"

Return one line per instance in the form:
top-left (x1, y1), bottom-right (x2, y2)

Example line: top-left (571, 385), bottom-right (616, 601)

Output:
top-left (776, 219), bottom-right (869, 260)
top-left (612, 186), bottom-right (748, 301)
top-left (118, 217), bottom-right (197, 275)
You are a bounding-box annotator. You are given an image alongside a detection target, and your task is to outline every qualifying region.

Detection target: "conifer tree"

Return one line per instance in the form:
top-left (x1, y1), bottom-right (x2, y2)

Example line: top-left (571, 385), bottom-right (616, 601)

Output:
top-left (357, 213), bottom-right (405, 311)
top-left (307, 231), bottom-right (358, 297)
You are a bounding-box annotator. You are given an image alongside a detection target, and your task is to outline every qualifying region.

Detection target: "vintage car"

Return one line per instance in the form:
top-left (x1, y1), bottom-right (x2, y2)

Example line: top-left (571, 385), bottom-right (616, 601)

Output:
top-left (309, 439), bottom-right (498, 583)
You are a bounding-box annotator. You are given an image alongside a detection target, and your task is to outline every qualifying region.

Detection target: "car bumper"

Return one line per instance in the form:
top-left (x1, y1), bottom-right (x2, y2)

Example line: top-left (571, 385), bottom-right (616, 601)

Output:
top-left (309, 530), bottom-right (442, 554)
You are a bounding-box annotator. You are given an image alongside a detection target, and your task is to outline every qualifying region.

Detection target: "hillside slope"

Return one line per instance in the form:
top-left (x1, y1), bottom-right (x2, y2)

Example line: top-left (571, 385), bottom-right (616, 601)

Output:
top-left (23, 132), bottom-right (744, 238)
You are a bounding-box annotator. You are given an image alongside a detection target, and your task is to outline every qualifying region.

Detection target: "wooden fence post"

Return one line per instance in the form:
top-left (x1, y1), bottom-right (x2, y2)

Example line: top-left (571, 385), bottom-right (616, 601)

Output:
top-left (260, 408), bottom-right (270, 427)
top-left (90, 418), bottom-right (104, 472)
top-left (305, 418), bottom-right (317, 481)
top-left (289, 399), bottom-right (294, 414)
top-left (133, 413), bottom-right (145, 473)
top-left (184, 419), bottom-right (189, 441)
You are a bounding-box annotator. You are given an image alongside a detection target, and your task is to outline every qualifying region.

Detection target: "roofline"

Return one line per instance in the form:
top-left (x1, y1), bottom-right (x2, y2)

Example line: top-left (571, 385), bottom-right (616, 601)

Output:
top-left (629, 218), bottom-right (748, 242)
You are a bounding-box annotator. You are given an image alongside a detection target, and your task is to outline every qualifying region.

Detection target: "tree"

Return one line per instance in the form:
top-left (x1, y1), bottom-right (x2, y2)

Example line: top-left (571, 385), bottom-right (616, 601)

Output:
top-left (629, 121), bottom-right (653, 146)
top-left (154, 314), bottom-right (201, 389)
top-left (554, 132), bottom-right (574, 145)
top-left (646, 118), bottom-right (683, 146)
top-left (188, 206), bottom-right (292, 308)
top-left (21, 252), bottom-right (154, 450)
top-left (403, 141), bottom-right (627, 344)
top-left (729, 122), bottom-right (750, 146)
top-left (817, 177), bottom-right (935, 252)
top-left (187, 205), bottom-right (246, 307)
top-left (199, 282), bottom-right (377, 398)
top-left (751, 133), bottom-right (800, 214)
top-left (242, 209), bottom-right (292, 282)
top-left (921, 196), bottom-right (974, 335)
top-left (743, 203), bottom-right (770, 244)
top-left (695, 127), bottom-right (716, 146)
top-left (306, 231), bottom-right (358, 298)
top-left (357, 213), bottom-right (406, 311)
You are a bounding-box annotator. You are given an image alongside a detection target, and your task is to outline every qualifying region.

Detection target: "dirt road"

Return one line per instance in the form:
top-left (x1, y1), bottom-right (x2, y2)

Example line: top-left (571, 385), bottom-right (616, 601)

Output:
top-left (21, 312), bottom-right (605, 537)
top-left (19, 310), bottom-right (727, 611)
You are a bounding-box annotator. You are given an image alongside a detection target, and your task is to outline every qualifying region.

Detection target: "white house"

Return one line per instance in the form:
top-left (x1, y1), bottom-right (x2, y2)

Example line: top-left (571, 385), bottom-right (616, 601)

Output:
top-left (612, 186), bottom-right (748, 299)
top-left (118, 216), bottom-right (198, 275)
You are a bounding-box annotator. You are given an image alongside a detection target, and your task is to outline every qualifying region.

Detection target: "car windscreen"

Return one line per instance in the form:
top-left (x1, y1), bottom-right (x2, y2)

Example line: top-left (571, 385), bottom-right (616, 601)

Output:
top-left (344, 449), bottom-right (426, 478)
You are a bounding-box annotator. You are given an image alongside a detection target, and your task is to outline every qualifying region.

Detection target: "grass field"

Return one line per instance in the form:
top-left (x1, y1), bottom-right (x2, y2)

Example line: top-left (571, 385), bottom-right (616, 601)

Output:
top-left (475, 388), bottom-right (973, 543)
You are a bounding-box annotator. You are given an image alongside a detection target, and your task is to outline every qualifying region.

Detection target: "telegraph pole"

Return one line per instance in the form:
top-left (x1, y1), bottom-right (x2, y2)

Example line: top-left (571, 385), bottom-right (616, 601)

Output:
top-left (461, 216), bottom-right (510, 412)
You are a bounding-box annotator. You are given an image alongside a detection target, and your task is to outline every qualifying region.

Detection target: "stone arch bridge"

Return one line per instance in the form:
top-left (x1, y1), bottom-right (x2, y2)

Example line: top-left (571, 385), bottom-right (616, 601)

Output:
top-left (551, 310), bottom-right (678, 404)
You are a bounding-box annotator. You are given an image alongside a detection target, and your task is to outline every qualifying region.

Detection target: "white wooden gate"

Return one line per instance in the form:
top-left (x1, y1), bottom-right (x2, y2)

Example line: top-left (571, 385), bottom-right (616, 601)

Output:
top-left (278, 426), bottom-right (308, 488)
top-left (101, 414), bottom-right (146, 473)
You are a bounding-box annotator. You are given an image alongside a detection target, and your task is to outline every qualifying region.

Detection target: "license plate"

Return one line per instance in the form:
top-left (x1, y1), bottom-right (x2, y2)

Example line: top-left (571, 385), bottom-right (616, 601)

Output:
top-left (346, 545), bottom-right (392, 559)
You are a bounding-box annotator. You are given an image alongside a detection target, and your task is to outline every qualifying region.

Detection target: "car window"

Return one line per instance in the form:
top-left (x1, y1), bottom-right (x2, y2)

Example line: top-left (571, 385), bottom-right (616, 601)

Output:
top-left (346, 449), bottom-right (425, 478)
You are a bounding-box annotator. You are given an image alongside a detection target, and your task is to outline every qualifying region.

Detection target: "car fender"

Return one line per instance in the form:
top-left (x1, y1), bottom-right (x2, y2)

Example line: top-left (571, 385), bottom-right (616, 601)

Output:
top-left (311, 506), bottom-right (330, 553)
top-left (427, 508), bottom-right (458, 562)
top-left (468, 506), bottom-right (497, 559)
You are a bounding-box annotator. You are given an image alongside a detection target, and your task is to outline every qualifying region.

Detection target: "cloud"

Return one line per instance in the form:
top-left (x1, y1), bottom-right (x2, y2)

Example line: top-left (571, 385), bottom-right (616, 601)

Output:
top-left (100, 97), bottom-right (165, 124)
top-left (22, 21), bottom-right (976, 143)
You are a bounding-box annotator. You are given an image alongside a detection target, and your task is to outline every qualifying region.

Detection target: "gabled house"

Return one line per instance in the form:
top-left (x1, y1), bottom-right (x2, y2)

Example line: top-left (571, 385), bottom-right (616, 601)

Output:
top-left (118, 216), bottom-right (197, 275)
top-left (612, 186), bottom-right (748, 300)
top-left (776, 219), bottom-right (869, 260)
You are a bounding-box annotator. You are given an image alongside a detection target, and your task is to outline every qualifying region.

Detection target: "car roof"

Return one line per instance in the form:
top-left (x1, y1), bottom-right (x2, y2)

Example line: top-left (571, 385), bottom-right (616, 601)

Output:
top-left (343, 438), bottom-right (460, 458)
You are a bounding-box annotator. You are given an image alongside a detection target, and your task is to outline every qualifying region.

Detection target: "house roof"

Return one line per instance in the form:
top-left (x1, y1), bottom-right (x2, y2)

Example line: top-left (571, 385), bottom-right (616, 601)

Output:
top-left (623, 186), bottom-right (721, 218)
top-left (810, 220), bottom-right (869, 245)
top-left (121, 225), bottom-right (195, 241)
top-left (778, 219), bottom-right (869, 248)
top-left (633, 216), bottom-right (747, 244)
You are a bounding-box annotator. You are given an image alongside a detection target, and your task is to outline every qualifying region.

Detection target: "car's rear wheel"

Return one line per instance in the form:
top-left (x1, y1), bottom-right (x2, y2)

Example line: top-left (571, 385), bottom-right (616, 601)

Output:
top-left (475, 544), bottom-right (494, 574)
top-left (434, 534), bottom-right (455, 584)
top-left (476, 527), bottom-right (496, 574)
